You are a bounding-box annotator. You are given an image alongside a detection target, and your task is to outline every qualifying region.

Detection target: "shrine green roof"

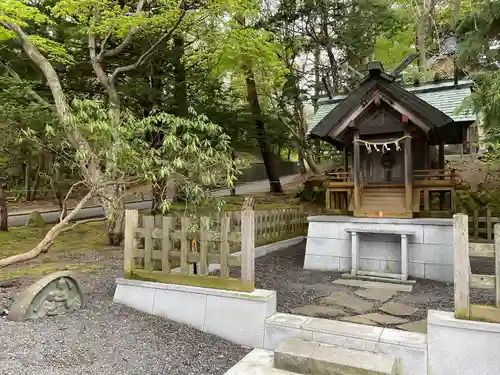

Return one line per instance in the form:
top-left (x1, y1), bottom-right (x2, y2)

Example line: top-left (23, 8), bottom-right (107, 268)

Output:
top-left (309, 80), bottom-right (475, 130)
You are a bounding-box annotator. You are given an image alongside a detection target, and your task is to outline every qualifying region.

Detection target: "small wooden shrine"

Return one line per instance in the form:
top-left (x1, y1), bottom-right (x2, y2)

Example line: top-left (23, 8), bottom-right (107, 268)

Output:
top-left (308, 62), bottom-right (476, 218)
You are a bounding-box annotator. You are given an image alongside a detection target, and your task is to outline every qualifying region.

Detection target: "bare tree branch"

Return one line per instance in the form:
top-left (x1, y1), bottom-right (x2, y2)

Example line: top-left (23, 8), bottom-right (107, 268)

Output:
top-left (97, 0), bottom-right (146, 61)
top-left (0, 62), bottom-right (53, 109)
top-left (110, 10), bottom-right (186, 81)
top-left (89, 34), bottom-right (111, 90)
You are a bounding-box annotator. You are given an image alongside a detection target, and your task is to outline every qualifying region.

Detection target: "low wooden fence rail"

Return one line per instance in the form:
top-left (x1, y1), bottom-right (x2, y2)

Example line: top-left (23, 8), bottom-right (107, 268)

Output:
top-left (469, 207), bottom-right (497, 241)
top-left (123, 206), bottom-right (309, 293)
top-left (454, 213), bottom-right (500, 323)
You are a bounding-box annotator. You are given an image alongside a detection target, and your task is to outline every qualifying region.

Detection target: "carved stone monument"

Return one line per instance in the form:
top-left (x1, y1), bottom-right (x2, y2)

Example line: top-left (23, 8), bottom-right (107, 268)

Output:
top-left (8, 271), bottom-right (84, 322)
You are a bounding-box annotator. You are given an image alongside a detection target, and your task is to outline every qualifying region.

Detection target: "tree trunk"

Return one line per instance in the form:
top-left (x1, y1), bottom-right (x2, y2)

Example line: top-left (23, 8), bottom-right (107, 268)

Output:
top-left (230, 149), bottom-right (236, 196)
top-left (417, 9), bottom-right (427, 70)
top-left (173, 35), bottom-right (188, 117)
top-left (99, 184), bottom-right (125, 246)
top-left (31, 152), bottom-right (44, 201)
top-left (287, 149), bottom-right (291, 161)
top-left (303, 150), bottom-right (321, 174)
top-left (0, 188), bottom-right (7, 232)
top-left (298, 150), bottom-right (307, 174)
top-left (244, 70), bottom-right (283, 193)
top-left (314, 46), bottom-right (321, 111)
top-left (450, 0), bottom-right (461, 29)
top-left (48, 152), bottom-right (64, 216)
top-left (24, 151), bottom-right (31, 201)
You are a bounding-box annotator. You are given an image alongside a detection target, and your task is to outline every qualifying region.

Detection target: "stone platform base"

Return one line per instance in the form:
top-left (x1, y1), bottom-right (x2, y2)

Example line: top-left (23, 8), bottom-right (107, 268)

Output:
top-left (304, 216), bottom-right (453, 282)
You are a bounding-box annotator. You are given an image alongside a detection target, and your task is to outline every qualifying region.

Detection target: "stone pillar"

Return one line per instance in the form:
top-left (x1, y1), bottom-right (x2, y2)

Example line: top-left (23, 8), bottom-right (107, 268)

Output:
top-left (401, 234), bottom-right (408, 281)
top-left (404, 132), bottom-right (412, 212)
top-left (350, 232), bottom-right (359, 277)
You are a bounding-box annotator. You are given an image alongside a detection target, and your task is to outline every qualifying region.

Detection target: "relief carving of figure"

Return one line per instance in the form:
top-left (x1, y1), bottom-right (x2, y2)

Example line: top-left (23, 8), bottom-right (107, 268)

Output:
top-left (33, 277), bottom-right (82, 318)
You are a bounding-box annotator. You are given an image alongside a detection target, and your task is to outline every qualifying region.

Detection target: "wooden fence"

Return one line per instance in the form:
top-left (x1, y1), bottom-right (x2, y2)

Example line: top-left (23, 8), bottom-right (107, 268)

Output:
top-left (123, 206), bottom-right (309, 293)
top-left (454, 213), bottom-right (500, 323)
top-left (469, 207), bottom-right (497, 241)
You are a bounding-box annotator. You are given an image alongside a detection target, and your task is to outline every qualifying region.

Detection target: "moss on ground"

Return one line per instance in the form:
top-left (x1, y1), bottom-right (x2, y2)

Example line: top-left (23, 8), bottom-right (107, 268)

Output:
top-left (0, 221), bottom-right (110, 281)
top-left (0, 221), bottom-right (108, 259)
top-left (2, 262), bottom-right (104, 279)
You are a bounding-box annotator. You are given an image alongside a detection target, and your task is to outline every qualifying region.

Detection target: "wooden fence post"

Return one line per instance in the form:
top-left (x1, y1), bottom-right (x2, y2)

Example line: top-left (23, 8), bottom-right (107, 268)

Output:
top-left (473, 208), bottom-right (479, 238)
top-left (220, 216), bottom-right (230, 278)
top-left (199, 217), bottom-right (210, 276)
top-left (241, 197), bottom-right (255, 290)
top-left (162, 216), bottom-right (172, 272)
top-left (143, 216), bottom-right (154, 270)
top-left (495, 223), bottom-right (500, 308)
top-left (180, 216), bottom-right (190, 274)
top-left (124, 209), bottom-right (139, 276)
top-left (454, 213), bottom-right (470, 319)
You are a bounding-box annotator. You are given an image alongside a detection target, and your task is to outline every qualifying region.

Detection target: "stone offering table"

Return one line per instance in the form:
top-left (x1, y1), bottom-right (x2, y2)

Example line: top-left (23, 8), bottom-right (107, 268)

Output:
top-left (304, 215), bottom-right (453, 282)
top-left (346, 228), bottom-right (415, 281)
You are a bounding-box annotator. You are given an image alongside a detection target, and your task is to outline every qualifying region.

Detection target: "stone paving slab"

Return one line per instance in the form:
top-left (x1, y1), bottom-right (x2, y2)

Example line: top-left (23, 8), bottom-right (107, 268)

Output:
top-left (354, 288), bottom-right (397, 303)
top-left (339, 315), bottom-right (379, 326)
top-left (358, 313), bottom-right (408, 325)
top-left (320, 291), bottom-right (374, 313)
top-left (291, 305), bottom-right (347, 318)
top-left (380, 302), bottom-right (418, 316)
top-left (397, 320), bottom-right (427, 334)
top-left (333, 279), bottom-right (413, 292)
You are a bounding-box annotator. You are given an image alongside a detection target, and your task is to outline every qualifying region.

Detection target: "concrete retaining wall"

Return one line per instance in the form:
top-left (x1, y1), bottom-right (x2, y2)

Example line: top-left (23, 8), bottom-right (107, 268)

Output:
top-left (304, 216), bottom-right (454, 282)
top-left (114, 278), bottom-right (276, 348)
top-left (428, 310), bottom-right (500, 375)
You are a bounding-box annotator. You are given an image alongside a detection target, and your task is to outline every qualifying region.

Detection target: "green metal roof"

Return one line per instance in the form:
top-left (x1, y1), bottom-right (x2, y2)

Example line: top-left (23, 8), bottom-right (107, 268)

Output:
top-left (309, 80), bottom-right (475, 130)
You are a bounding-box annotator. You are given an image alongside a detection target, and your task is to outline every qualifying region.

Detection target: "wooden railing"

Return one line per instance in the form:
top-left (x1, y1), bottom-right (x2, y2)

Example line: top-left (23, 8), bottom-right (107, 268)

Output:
top-left (454, 213), bottom-right (500, 323)
top-left (413, 169), bottom-right (457, 181)
top-left (327, 172), bottom-right (353, 183)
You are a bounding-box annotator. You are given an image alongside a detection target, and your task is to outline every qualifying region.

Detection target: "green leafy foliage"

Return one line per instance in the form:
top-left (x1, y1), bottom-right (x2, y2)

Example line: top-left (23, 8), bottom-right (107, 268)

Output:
top-left (58, 100), bottom-right (236, 213)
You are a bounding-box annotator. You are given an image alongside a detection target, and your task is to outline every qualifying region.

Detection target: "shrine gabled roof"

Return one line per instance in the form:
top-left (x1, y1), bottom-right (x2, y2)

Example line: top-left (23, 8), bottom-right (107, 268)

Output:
top-left (308, 78), bottom-right (476, 141)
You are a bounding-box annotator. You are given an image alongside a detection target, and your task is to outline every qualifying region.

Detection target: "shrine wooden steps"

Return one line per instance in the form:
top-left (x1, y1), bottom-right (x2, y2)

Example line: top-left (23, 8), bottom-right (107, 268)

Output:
top-left (356, 187), bottom-right (412, 218)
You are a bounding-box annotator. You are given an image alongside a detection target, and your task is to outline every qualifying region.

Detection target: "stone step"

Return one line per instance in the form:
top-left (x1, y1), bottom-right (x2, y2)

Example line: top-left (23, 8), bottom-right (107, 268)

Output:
top-left (354, 210), bottom-right (413, 219)
top-left (224, 349), bottom-right (303, 375)
top-left (274, 338), bottom-right (397, 375)
top-left (341, 273), bottom-right (417, 285)
top-left (225, 362), bottom-right (302, 375)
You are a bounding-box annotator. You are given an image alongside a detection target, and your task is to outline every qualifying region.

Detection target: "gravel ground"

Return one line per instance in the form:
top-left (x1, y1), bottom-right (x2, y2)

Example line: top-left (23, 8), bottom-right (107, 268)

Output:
top-left (0, 249), bottom-right (250, 375)
top-left (1, 241), bottom-right (496, 375)
top-left (250, 243), bottom-right (496, 321)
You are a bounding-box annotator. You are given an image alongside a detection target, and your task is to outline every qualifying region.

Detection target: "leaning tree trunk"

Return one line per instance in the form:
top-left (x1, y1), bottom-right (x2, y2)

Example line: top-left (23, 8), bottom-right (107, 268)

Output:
top-left (244, 70), bottom-right (283, 193)
top-left (0, 187), bottom-right (7, 232)
top-left (0, 188), bottom-right (96, 268)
